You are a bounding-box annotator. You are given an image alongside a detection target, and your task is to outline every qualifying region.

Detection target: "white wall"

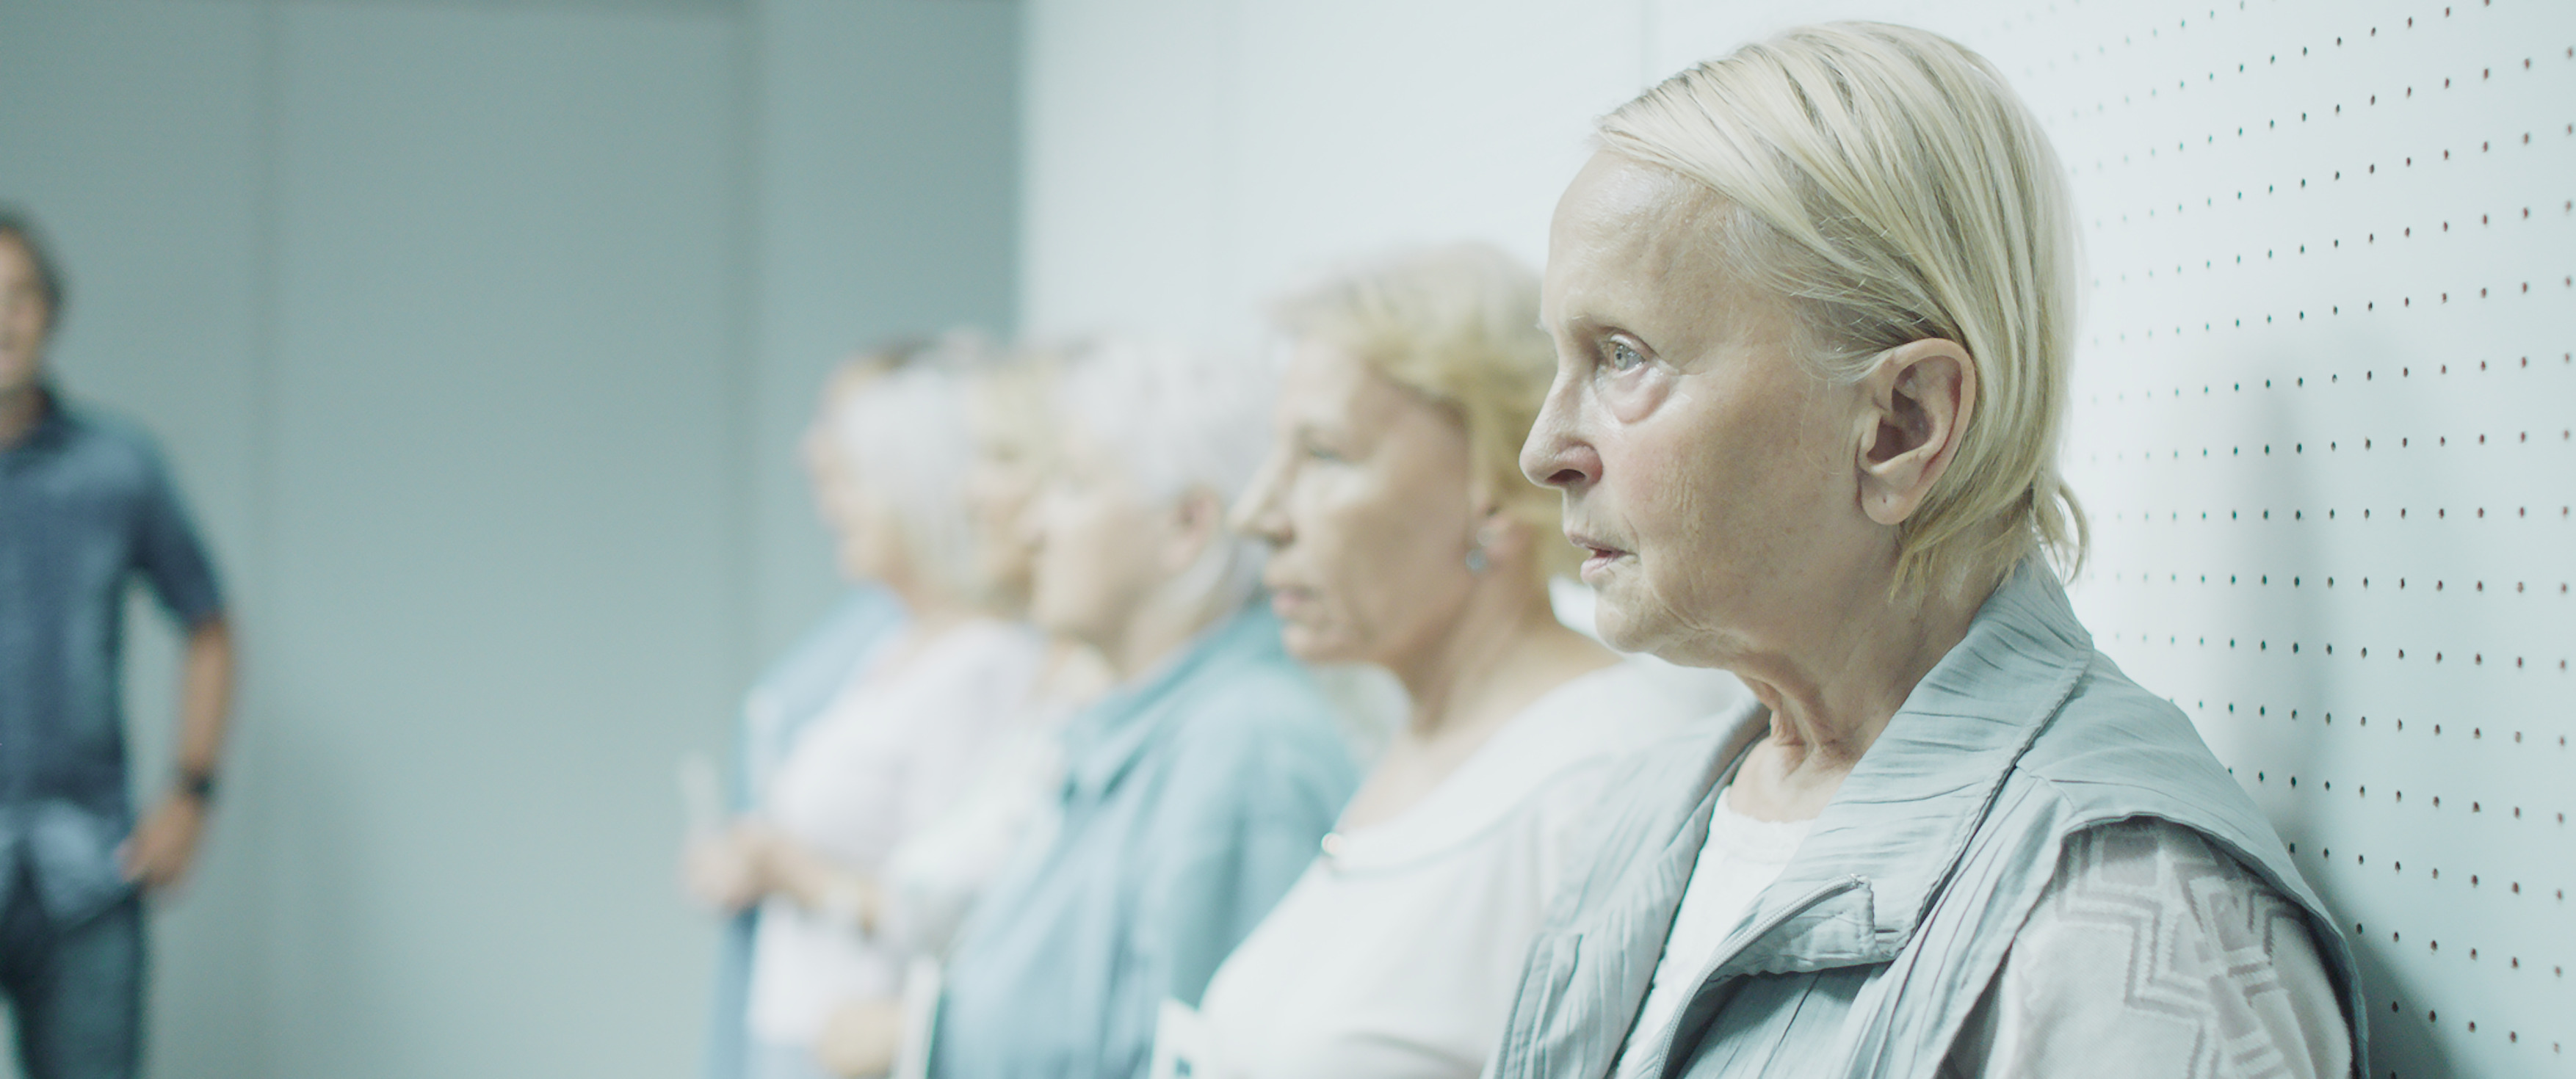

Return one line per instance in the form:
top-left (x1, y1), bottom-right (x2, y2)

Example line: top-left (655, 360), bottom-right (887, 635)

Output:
top-left (0, 1), bottom-right (1017, 1075)
top-left (1020, 1), bottom-right (2573, 1073)
top-left (1019, 0), bottom-right (1647, 346)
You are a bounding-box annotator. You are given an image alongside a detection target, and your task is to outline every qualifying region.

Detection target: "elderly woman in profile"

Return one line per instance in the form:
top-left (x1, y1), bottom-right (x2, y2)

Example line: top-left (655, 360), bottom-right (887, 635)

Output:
top-left (692, 344), bottom-right (917, 1079)
top-left (928, 337), bottom-right (1359, 1079)
top-left (687, 345), bottom-right (1048, 1079)
top-left (1161, 245), bottom-right (1736, 1078)
top-left (1491, 24), bottom-right (2362, 1079)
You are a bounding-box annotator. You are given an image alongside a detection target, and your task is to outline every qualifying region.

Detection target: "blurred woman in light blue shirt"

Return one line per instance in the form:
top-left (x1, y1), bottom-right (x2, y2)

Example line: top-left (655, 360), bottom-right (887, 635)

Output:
top-left (927, 336), bottom-right (1360, 1079)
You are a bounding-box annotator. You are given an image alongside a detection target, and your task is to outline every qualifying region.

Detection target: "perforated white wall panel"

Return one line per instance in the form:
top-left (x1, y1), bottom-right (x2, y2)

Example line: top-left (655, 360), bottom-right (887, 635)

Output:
top-left (1023, 1), bottom-right (2574, 1073)
top-left (1994, 4), bottom-right (2572, 1075)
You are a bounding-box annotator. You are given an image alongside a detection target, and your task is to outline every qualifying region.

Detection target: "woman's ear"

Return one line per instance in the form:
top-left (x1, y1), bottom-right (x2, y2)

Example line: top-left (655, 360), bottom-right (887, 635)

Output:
top-left (1466, 484), bottom-right (1530, 567)
top-left (1853, 338), bottom-right (1978, 526)
top-left (1159, 487), bottom-right (1227, 573)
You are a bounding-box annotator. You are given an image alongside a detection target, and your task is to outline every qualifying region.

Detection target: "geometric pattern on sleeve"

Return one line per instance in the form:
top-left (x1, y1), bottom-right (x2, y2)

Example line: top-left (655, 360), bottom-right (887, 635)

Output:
top-left (1941, 817), bottom-right (2354, 1079)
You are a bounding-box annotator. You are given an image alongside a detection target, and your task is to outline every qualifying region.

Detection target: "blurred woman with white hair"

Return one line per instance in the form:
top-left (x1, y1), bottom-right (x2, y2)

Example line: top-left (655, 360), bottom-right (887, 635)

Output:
top-left (687, 341), bottom-right (1048, 1079)
top-left (927, 336), bottom-right (1360, 1079)
top-left (804, 346), bottom-right (1118, 1078)
top-left (1161, 244), bottom-right (1738, 1079)
top-left (1492, 23), bottom-right (2359, 1079)
top-left (689, 343), bottom-right (917, 1079)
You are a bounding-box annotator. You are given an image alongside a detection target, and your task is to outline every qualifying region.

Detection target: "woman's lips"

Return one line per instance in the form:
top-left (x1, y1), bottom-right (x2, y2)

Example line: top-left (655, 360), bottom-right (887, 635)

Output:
top-left (1566, 532), bottom-right (1629, 579)
top-left (1267, 584), bottom-right (1317, 618)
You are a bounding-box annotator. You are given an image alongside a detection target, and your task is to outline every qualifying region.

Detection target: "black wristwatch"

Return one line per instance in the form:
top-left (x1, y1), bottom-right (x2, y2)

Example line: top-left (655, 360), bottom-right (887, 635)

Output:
top-left (178, 768), bottom-right (218, 805)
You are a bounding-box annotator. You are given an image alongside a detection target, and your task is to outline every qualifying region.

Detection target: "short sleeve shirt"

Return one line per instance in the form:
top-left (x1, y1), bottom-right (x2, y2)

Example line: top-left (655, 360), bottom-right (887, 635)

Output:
top-left (930, 608), bottom-right (1360, 1079)
top-left (0, 391), bottom-right (223, 914)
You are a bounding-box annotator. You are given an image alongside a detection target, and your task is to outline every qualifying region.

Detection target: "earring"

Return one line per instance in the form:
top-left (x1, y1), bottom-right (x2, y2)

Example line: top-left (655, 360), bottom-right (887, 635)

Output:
top-left (1464, 542), bottom-right (1489, 575)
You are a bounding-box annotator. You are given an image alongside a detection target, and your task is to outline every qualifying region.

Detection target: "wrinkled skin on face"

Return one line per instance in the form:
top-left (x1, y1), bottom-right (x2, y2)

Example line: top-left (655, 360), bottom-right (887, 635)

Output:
top-left (1234, 339), bottom-right (1483, 666)
top-left (1522, 152), bottom-right (1881, 670)
top-left (1525, 152), bottom-right (1987, 822)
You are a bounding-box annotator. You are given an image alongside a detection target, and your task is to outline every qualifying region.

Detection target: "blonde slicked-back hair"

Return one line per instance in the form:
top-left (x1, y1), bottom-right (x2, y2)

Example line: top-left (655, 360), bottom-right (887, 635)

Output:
top-left (1271, 243), bottom-right (1580, 585)
top-left (1599, 21), bottom-right (2086, 597)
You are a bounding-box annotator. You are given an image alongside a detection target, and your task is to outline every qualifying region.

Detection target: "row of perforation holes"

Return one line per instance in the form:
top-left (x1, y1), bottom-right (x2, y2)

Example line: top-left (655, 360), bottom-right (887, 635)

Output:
top-left (2103, 611), bottom-right (2572, 675)
top-left (2091, 359), bottom-right (2575, 401)
top-left (2074, 86), bottom-right (2569, 186)
top-left (2088, 200), bottom-right (2575, 314)
top-left (2042, 3), bottom-right (2566, 159)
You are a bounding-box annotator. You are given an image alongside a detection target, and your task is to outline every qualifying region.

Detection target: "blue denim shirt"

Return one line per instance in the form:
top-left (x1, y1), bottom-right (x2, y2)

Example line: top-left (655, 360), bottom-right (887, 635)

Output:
top-left (0, 392), bottom-right (224, 922)
top-left (703, 586), bottom-right (905, 1079)
top-left (930, 605), bottom-right (1359, 1079)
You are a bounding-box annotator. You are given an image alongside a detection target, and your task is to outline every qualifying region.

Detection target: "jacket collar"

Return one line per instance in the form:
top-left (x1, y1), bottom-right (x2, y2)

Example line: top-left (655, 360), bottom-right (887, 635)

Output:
top-left (1709, 559), bottom-right (2092, 976)
top-left (1058, 603), bottom-right (1282, 804)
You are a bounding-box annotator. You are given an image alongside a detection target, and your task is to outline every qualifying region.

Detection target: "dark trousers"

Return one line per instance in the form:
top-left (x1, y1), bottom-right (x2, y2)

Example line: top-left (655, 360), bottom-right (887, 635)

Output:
top-left (0, 861), bottom-right (142, 1079)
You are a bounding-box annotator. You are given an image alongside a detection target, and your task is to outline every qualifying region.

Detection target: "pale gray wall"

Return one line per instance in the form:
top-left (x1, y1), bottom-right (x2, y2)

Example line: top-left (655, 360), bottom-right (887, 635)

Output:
top-left (748, 0), bottom-right (1019, 661)
top-left (0, 0), bottom-right (1016, 1075)
top-left (255, 8), bottom-right (743, 1077)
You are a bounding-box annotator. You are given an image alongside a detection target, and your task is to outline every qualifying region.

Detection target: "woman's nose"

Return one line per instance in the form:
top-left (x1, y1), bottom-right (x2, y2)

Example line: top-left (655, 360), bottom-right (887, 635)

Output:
top-left (1520, 377), bottom-right (1600, 490)
top-left (1227, 449), bottom-right (1292, 544)
top-left (1017, 485), bottom-right (1059, 548)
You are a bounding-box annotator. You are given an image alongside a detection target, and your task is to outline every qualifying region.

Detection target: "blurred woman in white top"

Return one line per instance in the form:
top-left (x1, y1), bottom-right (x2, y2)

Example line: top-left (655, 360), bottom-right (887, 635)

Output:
top-left (870, 344), bottom-right (1115, 958)
top-left (806, 346), bottom-right (1115, 1078)
top-left (1171, 245), bottom-right (1742, 1079)
top-left (687, 338), bottom-right (1049, 1079)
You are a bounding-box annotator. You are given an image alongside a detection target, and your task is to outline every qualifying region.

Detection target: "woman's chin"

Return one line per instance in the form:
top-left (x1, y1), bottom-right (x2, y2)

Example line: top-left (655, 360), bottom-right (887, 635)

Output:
top-left (1026, 594), bottom-right (1085, 644)
top-left (1276, 620), bottom-right (1356, 666)
top-left (1588, 608), bottom-right (1649, 655)
top-left (1588, 592), bottom-right (1685, 662)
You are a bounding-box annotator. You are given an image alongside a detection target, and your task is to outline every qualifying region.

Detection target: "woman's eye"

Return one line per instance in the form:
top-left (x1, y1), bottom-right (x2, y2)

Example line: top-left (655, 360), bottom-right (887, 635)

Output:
top-left (1606, 341), bottom-right (1645, 372)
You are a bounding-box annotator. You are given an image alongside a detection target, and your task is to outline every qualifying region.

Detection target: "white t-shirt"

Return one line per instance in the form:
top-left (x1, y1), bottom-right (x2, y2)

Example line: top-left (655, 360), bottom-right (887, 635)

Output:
top-left (872, 691), bottom-right (1073, 959)
top-left (746, 619), bottom-right (1043, 1047)
top-left (1613, 786), bottom-right (1814, 1079)
top-left (1172, 661), bottom-right (1743, 1079)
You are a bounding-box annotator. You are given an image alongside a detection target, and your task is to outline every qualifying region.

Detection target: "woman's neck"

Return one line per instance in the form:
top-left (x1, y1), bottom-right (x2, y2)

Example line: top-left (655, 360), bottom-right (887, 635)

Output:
top-left (0, 381), bottom-right (44, 448)
top-left (1391, 578), bottom-right (1608, 742)
top-left (1106, 586), bottom-right (1223, 683)
top-left (1038, 636), bottom-right (1115, 711)
top-left (880, 573), bottom-right (976, 648)
top-left (1335, 577), bottom-right (1614, 832)
top-left (1727, 571), bottom-right (1987, 821)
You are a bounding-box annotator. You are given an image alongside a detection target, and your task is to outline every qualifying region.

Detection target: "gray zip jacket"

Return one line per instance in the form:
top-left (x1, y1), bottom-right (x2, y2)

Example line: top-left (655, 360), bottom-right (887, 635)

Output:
top-left (1491, 562), bottom-right (2365, 1078)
